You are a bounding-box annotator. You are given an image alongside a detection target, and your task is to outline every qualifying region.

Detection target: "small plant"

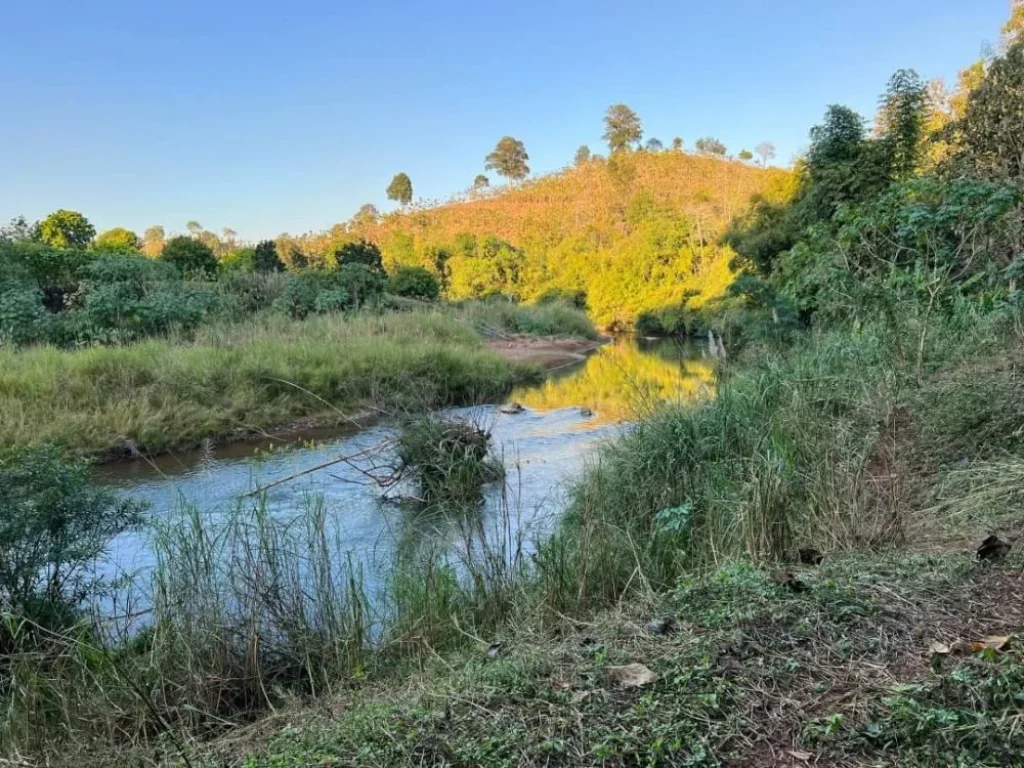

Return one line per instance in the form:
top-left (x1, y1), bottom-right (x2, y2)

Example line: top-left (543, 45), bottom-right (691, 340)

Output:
top-left (396, 417), bottom-right (504, 504)
top-left (0, 446), bottom-right (146, 627)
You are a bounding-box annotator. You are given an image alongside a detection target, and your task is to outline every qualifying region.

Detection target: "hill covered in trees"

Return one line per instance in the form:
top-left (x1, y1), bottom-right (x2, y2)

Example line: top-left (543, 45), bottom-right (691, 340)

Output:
top-left (293, 151), bottom-right (794, 329)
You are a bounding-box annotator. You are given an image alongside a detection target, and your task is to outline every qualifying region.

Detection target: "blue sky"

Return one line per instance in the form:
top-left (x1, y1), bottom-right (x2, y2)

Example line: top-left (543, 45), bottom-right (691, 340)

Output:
top-left (0, 0), bottom-right (1010, 240)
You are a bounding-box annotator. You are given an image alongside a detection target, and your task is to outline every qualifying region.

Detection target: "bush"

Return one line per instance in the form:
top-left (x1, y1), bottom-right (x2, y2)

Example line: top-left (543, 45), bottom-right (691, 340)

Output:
top-left (159, 236), bottom-right (218, 277)
top-left (219, 246), bottom-right (256, 272)
top-left (254, 239), bottom-right (285, 273)
top-left (0, 446), bottom-right (145, 624)
top-left (333, 240), bottom-right (385, 274)
top-left (535, 287), bottom-right (588, 310)
top-left (387, 266), bottom-right (441, 300)
top-left (396, 417), bottom-right (503, 504)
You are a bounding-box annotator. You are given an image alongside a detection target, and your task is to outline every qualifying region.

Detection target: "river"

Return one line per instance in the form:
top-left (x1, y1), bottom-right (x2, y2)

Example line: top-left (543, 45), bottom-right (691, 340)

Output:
top-left (95, 337), bottom-right (715, 604)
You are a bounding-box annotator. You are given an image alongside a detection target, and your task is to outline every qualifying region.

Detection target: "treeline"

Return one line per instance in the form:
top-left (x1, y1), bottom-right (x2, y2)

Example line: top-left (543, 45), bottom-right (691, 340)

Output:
top-left (722, 13), bottom-right (1024, 344)
top-left (0, 222), bottom-right (448, 347)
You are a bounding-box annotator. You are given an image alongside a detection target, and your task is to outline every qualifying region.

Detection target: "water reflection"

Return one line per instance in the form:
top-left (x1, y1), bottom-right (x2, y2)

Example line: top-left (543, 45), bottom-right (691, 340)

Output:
top-left (511, 337), bottom-right (715, 425)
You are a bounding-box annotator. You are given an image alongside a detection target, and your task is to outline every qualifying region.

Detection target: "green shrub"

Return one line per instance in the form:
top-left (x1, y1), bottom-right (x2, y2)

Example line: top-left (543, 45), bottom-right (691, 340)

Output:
top-left (159, 236), bottom-right (218, 277)
top-left (387, 266), bottom-right (441, 300)
top-left (396, 417), bottom-right (503, 504)
top-left (0, 446), bottom-right (145, 624)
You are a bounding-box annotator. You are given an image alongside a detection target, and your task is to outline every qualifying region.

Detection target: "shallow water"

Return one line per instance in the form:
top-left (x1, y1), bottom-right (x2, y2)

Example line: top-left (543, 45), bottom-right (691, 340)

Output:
top-left (96, 337), bottom-right (715, 600)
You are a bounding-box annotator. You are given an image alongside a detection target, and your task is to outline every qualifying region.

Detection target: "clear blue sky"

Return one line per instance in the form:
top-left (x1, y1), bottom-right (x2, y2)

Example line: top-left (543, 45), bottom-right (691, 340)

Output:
top-left (0, 0), bottom-right (1010, 241)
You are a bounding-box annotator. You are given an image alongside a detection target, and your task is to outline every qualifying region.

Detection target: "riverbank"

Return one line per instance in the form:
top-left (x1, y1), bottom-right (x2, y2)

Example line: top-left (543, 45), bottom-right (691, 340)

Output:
top-left (0, 304), bottom-right (596, 459)
top-left (487, 335), bottom-right (608, 370)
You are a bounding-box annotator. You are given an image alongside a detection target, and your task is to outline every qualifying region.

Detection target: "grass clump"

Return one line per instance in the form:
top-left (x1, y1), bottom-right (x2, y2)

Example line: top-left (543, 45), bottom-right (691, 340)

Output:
top-left (396, 416), bottom-right (504, 505)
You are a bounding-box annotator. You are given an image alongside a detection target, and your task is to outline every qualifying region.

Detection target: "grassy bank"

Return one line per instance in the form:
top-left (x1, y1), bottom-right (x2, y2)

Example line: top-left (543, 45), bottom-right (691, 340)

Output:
top-left (0, 302), bottom-right (594, 456)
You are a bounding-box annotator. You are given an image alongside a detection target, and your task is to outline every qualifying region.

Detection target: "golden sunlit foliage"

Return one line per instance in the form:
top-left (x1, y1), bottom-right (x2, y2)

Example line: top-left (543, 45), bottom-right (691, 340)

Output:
top-left (291, 152), bottom-right (792, 329)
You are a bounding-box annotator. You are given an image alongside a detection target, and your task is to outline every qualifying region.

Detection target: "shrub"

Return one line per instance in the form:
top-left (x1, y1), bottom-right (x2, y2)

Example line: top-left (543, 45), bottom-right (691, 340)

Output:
top-left (333, 240), bottom-right (385, 274)
top-left (219, 246), bottom-right (256, 272)
top-left (387, 266), bottom-right (441, 300)
top-left (159, 236), bottom-right (218, 277)
top-left (0, 446), bottom-right (145, 624)
top-left (93, 227), bottom-right (141, 253)
top-left (396, 417), bottom-right (503, 504)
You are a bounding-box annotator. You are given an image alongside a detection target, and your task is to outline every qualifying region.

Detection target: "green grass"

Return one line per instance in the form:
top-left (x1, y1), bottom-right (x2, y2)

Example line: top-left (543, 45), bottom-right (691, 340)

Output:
top-left (0, 308), bottom-right (565, 456)
top-left (451, 299), bottom-right (601, 340)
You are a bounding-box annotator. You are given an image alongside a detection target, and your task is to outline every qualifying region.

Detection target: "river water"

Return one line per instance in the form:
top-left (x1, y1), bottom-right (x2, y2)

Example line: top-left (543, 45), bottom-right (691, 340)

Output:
top-left (95, 337), bottom-right (715, 600)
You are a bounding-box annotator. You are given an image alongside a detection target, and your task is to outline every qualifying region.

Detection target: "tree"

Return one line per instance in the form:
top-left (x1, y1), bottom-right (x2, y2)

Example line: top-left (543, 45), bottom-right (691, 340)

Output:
top-left (334, 240), bottom-right (385, 275)
top-left (0, 216), bottom-right (37, 243)
top-left (738, 149), bottom-right (754, 162)
top-left (186, 220), bottom-right (203, 236)
top-left (142, 225), bottom-right (165, 257)
top-left (959, 42), bottom-right (1024, 184)
top-left (694, 137), bottom-right (727, 156)
top-left (94, 227), bottom-right (141, 252)
top-left (254, 239), bottom-right (285, 272)
top-left (877, 68), bottom-right (927, 179)
top-left (386, 172), bottom-right (413, 205)
top-left (574, 145), bottom-right (592, 166)
top-left (602, 104), bottom-right (643, 153)
top-left (473, 174), bottom-right (490, 189)
top-left (354, 203), bottom-right (379, 223)
top-left (755, 142), bottom-right (776, 166)
top-left (159, 235), bottom-right (218, 276)
top-left (38, 209), bottom-right (95, 249)
top-left (672, 137), bottom-right (683, 151)
top-left (485, 136), bottom-right (530, 183)
top-left (645, 138), bottom-right (664, 152)
top-left (387, 266), bottom-right (441, 300)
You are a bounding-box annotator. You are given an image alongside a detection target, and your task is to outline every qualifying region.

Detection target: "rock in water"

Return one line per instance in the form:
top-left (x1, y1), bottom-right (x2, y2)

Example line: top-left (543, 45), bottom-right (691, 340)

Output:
top-left (500, 401), bottom-right (525, 415)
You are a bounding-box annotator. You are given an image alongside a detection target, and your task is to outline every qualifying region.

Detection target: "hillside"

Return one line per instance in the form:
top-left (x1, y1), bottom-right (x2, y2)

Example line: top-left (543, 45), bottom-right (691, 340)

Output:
top-left (292, 152), bottom-right (795, 329)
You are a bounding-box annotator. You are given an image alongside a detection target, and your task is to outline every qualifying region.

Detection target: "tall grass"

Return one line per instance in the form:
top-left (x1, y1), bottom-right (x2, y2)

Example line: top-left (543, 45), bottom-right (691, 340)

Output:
top-left (451, 299), bottom-right (600, 340)
top-left (0, 308), bottom-right (542, 456)
top-left (0, 485), bottom-right (537, 763)
top-left (536, 310), bottom-right (1020, 610)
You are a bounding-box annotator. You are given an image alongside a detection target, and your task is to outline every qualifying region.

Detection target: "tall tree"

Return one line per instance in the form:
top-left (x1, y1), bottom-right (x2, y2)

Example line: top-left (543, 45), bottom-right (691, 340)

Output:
top-left (755, 142), bottom-right (776, 166)
top-left (645, 137), bottom-right (663, 152)
top-left (38, 209), bottom-right (95, 249)
top-left (602, 104), bottom-right (643, 153)
top-left (672, 137), bottom-right (683, 151)
top-left (695, 137), bottom-right (727, 156)
top-left (94, 227), bottom-right (141, 252)
top-left (574, 145), bottom-right (592, 166)
top-left (253, 239), bottom-right (285, 272)
top-left (142, 225), bottom-right (165, 257)
top-left (959, 41), bottom-right (1024, 183)
top-left (186, 220), bottom-right (202, 236)
top-left (877, 69), bottom-right (927, 179)
top-left (485, 136), bottom-right (530, 183)
top-left (386, 172), bottom-right (414, 205)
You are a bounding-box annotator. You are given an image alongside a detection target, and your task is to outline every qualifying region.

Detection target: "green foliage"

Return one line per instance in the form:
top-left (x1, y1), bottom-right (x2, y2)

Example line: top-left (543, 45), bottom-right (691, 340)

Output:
top-left (254, 239), bottom-right (285, 272)
top-left (397, 417), bottom-right (502, 504)
top-left (387, 266), bottom-right (441, 300)
top-left (93, 227), bottom-right (140, 253)
top-left (738, 149), bottom-right (753, 161)
top-left (37, 210), bottom-right (94, 249)
top-left (473, 174), bottom-right (490, 189)
top-left (957, 41), bottom-right (1024, 184)
top-left (333, 239), bottom-right (385, 274)
top-left (159, 235), bottom-right (218, 277)
top-left (219, 246), bottom-right (256, 271)
top-left (877, 69), bottom-right (928, 180)
top-left (386, 172), bottom-right (414, 205)
top-left (573, 145), bottom-right (591, 165)
top-left (602, 103), bottom-right (643, 153)
top-left (0, 446), bottom-right (145, 620)
top-left (485, 136), bottom-right (530, 183)
top-left (272, 265), bottom-right (384, 319)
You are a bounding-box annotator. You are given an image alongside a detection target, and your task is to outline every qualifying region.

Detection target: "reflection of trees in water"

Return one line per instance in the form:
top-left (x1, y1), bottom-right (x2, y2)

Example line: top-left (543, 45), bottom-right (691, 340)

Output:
top-left (511, 339), bottom-right (715, 423)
